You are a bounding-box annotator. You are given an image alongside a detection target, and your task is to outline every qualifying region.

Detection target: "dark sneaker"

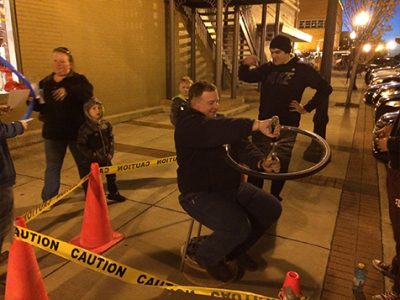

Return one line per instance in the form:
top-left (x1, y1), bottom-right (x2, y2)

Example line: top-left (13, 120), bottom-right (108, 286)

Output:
top-left (373, 259), bottom-right (396, 280)
top-left (203, 260), bottom-right (238, 282)
top-left (186, 236), bottom-right (208, 263)
top-left (107, 192), bottom-right (126, 202)
top-left (372, 290), bottom-right (400, 300)
top-left (236, 253), bottom-right (258, 271)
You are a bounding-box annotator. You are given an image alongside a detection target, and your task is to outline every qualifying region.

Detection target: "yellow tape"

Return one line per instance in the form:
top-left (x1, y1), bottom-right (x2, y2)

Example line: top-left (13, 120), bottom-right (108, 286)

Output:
top-left (23, 155), bottom-right (177, 222)
top-left (23, 174), bottom-right (89, 224)
top-left (100, 156), bottom-right (177, 174)
top-left (23, 155), bottom-right (176, 223)
top-left (15, 226), bottom-right (278, 300)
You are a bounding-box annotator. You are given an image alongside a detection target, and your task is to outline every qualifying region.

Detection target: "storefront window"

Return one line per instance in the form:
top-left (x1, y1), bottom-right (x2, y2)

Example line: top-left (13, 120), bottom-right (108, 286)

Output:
top-left (0, 0), bottom-right (18, 93)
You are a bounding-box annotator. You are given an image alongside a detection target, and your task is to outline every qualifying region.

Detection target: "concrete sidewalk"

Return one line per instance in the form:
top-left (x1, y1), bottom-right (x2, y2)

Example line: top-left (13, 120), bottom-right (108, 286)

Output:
top-left (0, 72), bottom-right (390, 299)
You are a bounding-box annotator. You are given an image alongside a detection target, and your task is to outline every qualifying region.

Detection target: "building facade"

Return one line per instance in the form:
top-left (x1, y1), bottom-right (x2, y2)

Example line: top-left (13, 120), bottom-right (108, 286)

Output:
top-left (296, 0), bottom-right (343, 53)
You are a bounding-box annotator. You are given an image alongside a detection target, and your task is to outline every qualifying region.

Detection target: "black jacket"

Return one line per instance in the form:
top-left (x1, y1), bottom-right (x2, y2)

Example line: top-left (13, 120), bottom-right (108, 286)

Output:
top-left (0, 121), bottom-right (24, 188)
top-left (170, 95), bottom-right (189, 126)
top-left (239, 56), bottom-right (332, 126)
top-left (388, 113), bottom-right (400, 170)
top-left (174, 109), bottom-right (264, 194)
top-left (77, 120), bottom-right (114, 164)
top-left (35, 71), bottom-right (93, 140)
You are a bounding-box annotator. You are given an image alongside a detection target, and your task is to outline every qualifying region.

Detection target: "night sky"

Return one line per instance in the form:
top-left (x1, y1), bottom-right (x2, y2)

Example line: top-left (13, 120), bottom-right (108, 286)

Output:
top-left (384, 4), bottom-right (400, 41)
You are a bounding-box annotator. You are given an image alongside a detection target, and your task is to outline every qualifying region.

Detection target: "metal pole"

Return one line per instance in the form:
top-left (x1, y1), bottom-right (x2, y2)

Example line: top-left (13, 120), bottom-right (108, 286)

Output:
top-left (190, 7), bottom-right (196, 81)
top-left (166, 0), bottom-right (175, 99)
top-left (319, 0), bottom-right (337, 85)
top-left (303, 0), bottom-right (337, 163)
top-left (259, 4), bottom-right (267, 64)
top-left (274, 2), bottom-right (281, 36)
top-left (215, 0), bottom-right (223, 91)
top-left (315, 0), bottom-right (337, 138)
top-left (231, 5), bottom-right (240, 99)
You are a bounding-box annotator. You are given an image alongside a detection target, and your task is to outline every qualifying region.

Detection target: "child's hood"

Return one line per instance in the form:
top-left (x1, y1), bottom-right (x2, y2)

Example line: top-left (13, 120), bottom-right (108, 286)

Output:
top-left (84, 97), bottom-right (105, 123)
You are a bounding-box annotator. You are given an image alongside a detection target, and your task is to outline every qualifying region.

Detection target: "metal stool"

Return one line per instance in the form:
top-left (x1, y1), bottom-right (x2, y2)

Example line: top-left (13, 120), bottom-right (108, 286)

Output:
top-left (180, 218), bottom-right (203, 271)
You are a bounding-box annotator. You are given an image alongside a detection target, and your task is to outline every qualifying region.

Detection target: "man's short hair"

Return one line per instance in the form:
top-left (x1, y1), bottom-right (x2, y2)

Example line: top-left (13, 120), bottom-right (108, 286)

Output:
top-left (188, 81), bottom-right (217, 102)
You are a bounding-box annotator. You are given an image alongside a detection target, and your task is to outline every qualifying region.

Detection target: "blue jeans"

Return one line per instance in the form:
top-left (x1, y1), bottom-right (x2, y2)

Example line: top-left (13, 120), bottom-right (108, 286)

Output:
top-left (41, 139), bottom-right (90, 201)
top-left (179, 182), bottom-right (282, 266)
top-left (248, 130), bottom-right (297, 197)
top-left (387, 168), bottom-right (400, 292)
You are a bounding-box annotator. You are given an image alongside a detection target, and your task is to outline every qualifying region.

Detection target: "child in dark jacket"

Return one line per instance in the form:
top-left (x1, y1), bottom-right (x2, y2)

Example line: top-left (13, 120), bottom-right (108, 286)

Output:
top-left (77, 97), bottom-right (125, 202)
top-left (170, 76), bottom-right (193, 126)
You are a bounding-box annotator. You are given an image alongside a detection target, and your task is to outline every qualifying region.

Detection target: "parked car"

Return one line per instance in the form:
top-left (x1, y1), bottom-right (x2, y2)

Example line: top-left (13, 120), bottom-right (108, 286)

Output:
top-left (364, 57), bottom-right (400, 84)
top-left (372, 110), bottom-right (400, 162)
top-left (333, 51), bottom-right (350, 71)
top-left (374, 93), bottom-right (400, 122)
top-left (368, 66), bottom-right (400, 84)
top-left (369, 74), bottom-right (400, 86)
top-left (363, 82), bottom-right (395, 105)
top-left (364, 82), bottom-right (400, 106)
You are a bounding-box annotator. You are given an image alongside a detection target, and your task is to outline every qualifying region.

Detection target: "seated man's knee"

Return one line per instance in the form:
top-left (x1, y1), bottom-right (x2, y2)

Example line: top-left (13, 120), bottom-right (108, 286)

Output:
top-left (226, 217), bottom-right (252, 241)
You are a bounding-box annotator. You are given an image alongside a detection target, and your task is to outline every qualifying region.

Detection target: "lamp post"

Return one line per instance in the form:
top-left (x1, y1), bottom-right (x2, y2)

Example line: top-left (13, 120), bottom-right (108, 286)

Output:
top-left (346, 31), bottom-right (357, 85)
top-left (345, 10), bottom-right (370, 106)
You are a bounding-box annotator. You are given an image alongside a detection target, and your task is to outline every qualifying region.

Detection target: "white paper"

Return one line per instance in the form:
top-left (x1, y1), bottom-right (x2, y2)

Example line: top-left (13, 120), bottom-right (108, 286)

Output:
top-left (7, 89), bottom-right (30, 109)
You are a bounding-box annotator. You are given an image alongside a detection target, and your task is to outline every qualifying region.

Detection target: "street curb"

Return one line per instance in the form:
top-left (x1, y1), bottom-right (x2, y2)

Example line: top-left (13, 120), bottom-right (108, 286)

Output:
top-left (8, 106), bottom-right (164, 150)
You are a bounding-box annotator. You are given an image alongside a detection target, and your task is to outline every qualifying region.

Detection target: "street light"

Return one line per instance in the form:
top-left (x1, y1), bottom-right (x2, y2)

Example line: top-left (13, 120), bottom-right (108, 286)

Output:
top-left (352, 11), bottom-right (370, 44)
top-left (350, 31), bottom-right (357, 40)
top-left (345, 10), bottom-right (371, 106)
top-left (375, 44), bottom-right (384, 52)
top-left (362, 43), bottom-right (372, 52)
top-left (386, 40), bottom-right (397, 56)
top-left (353, 11), bottom-right (370, 27)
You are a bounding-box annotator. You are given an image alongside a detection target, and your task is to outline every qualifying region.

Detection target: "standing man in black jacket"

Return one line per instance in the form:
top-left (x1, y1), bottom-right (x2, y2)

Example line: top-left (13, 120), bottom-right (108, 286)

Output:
top-left (239, 35), bottom-right (332, 200)
top-left (175, 81), bottom-right (282, 282)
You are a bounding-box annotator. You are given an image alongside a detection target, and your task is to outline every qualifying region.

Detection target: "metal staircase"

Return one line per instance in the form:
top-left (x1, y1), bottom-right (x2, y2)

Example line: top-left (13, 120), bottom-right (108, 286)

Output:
top-left (179, 5), bottom-right (259, 82)
top-left (197, 6), bottom-right (258, 73)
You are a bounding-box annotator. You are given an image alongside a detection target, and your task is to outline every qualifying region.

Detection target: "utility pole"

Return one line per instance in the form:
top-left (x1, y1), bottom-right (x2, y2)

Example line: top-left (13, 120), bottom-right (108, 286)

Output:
top-left (303, 0), bottom-right (337, 163)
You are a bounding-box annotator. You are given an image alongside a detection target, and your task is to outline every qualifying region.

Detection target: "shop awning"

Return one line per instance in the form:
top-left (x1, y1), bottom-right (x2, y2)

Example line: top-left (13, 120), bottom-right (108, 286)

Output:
top-left (178, 0), bottom-right (281, 8)
top-left (266, 23), bottom-right (312, 43)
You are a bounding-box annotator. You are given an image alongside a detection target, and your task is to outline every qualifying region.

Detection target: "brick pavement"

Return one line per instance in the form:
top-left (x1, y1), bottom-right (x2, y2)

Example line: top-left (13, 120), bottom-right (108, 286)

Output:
top-left (321, 97), bottom-right (385, 299)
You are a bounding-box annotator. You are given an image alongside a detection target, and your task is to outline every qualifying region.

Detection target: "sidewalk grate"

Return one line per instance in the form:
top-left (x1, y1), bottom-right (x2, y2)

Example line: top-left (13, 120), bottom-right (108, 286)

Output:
top-left (321, 100), bottom-right (385, 299)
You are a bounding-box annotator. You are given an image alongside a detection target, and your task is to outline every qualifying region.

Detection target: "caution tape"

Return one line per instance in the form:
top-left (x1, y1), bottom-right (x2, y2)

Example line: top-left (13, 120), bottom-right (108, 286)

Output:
top-left (99, 155), bottom-right (177, 174)
top-left (23, 174), bottom-right (89, 224)
top-left (23, 155), bottom-right (176, 223)
top-left (23, 156), bottom-right (177, 223)
top-left (15, 225), bottom-right (279, 300)
top-left (19, 155), bottom-right (280, 299)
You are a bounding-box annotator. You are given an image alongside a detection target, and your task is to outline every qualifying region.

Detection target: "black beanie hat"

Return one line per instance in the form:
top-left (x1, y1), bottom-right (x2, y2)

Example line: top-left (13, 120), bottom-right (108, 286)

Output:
top-left (270, 35), bottom-right (292, 53)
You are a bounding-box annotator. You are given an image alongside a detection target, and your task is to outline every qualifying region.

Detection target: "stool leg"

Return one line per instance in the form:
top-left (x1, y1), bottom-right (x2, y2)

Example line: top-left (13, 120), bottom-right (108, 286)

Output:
top-left (196, 223), bottom-right (202, 237)
top-left (180, 218), bottom-right (195, 271)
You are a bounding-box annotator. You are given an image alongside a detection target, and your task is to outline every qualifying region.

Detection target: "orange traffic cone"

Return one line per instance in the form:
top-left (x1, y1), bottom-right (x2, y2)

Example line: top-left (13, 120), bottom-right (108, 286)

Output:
top-left (5, 216), bottom-right (49, 300)
top-left (279, 271), bottom-right (302, 299)
top-left (70, 163), bottom-right (124, 253)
